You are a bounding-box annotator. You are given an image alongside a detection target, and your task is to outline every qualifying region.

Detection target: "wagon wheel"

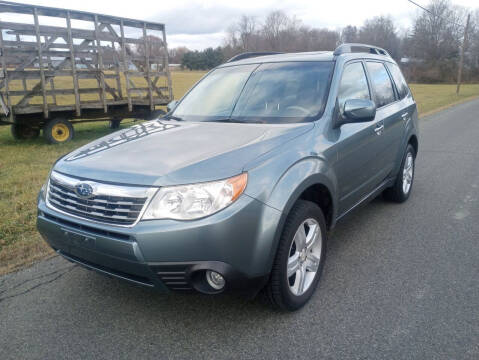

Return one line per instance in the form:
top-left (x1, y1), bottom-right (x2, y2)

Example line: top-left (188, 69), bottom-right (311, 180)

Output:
top-left (108, 118), bottom-right (122, 129)
top-left (43, 118), bottom-right (74, 144)
top-left (11, 124), bottom-right (40, 140)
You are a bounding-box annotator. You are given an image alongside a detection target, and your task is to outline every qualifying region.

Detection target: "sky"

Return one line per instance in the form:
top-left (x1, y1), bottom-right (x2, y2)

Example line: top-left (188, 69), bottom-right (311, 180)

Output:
top-left (4, 0), bottom-right (479, 49)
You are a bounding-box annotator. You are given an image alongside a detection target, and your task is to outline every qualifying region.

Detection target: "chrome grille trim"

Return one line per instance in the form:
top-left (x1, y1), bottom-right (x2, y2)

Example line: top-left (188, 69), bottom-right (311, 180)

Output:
top-left (46, 171), bottom-right (157, 227)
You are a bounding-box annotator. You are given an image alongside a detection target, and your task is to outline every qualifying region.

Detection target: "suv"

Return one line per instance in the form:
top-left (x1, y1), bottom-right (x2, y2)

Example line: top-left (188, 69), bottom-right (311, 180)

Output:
top-left (37, 43), bottom-right (418, 311)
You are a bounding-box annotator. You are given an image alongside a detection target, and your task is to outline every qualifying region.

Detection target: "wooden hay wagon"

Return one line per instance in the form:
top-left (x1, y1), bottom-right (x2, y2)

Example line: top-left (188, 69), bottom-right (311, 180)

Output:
top-left (0, 1), bottom-right (173, 143)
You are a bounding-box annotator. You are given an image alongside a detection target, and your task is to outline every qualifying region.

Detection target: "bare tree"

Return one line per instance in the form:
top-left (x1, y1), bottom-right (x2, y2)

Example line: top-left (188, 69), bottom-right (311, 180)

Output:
top-left (262, 10), bottom-right (291, 51)
top-left (358, 16), bottom-right (401, 59)
top-left (169, 46), bottom-right (189, 64)
top-left (341, 25), bottom-right (358, 43)
top-left (237, 15), bottom-right (257, 51)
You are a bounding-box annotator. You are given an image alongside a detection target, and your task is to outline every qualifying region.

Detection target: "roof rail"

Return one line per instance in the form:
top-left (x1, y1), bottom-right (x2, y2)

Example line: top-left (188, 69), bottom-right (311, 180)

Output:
top-left (333, 43), bottom-right (390, 57)
top-left (226, 52), bottom-right (283, 63)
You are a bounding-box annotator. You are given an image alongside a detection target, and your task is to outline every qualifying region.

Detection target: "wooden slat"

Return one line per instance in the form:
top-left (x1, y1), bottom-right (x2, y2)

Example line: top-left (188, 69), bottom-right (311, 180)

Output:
top-left (94, 14), bottom-right (107, 113)
top-left (162, 26), bottom-right (173, 101)
top-left (66, 10), bottom-right (80, 116)
top-left (0, 24), bottom-right (12, 120)
top-left (2, 39), bottom-right (97, 51)
top-left (46, 48), bottom-right (57, 105)
top-left (111, 41), bottom-right (123, 99)
top-left (15, 34), bottom-right (27, 92)
top-left (0, 21), bottom-right (145, 44)
top-left (120, 19), bottom-right (132, 111)
top-left (143, 23), bottom-right (153, 110)
top-left (33, 7), bottom-right (48, 118)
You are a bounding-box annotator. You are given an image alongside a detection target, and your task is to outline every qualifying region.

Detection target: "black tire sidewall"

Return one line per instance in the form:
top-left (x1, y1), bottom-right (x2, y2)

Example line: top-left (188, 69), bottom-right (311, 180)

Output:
top-left (396, 144), bottom-right (416, 201)
top-left (271, 200), bottom-right (327, 311)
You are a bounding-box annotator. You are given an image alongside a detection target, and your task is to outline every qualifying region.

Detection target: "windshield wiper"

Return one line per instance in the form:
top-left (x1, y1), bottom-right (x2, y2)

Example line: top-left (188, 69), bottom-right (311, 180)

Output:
top-left (164, 115), bottom-right (184, 121)
top-left (209, 118), bottom-right (263, 124)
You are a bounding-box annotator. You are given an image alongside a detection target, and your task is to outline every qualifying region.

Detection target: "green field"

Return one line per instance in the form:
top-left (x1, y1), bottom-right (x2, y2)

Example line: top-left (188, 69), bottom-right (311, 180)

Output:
top-left (1, 73), bottom-right (478, 275)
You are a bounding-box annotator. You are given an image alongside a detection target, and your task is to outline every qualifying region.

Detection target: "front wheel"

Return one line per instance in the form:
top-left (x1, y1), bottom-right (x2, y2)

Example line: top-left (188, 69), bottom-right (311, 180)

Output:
top-left (383, 144), bottom-right (415, 203)
top-left (266, 200), bottom-right (327, 311)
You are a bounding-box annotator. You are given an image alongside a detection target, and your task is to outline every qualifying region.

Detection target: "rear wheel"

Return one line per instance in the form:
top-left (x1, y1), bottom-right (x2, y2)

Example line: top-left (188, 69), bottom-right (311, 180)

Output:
top-left (383, 144), bottom-right (415, 203)
top-left (43, 118), bottom-right (74, 144)
top-left (266, 200), bottom-right (327, 311)
top-left (108, 119), bottom-right (122, 129)
top-left (11, 124), bottom-right (40, 140)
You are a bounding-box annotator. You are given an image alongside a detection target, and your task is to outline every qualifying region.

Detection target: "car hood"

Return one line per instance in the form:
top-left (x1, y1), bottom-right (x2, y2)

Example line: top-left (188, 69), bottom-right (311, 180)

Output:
top-left (54, 120), bottom-right (314, 186)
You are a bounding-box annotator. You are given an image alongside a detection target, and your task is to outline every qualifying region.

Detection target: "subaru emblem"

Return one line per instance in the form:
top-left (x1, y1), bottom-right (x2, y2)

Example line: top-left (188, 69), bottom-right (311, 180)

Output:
top-left (75, 183), bottom-right (93, 199)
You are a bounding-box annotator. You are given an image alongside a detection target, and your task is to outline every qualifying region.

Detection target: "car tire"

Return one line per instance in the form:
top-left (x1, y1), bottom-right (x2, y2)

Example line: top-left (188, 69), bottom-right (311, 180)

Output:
top-left (266, 200), bottom-right (327, 311)
top-left (43, 118), bottom-right (74, 144)
top-left (383, 144), bottom-right (416, 203)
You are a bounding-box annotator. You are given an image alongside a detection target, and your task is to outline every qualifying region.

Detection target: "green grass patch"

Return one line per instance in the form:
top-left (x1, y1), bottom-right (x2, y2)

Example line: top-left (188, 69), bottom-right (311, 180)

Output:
top-left (0, 78), bottom-right (477, 275)
top-left (409, 83), bottom-right (479, 115)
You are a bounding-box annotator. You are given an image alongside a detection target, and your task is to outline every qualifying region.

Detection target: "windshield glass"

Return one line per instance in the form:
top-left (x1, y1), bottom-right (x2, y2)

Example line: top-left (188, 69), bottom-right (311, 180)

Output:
top-left (171, 61), bottom-right (334, 123)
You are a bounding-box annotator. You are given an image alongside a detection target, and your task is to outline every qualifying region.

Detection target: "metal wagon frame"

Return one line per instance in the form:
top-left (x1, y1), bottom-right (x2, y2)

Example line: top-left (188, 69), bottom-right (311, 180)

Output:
top-left (0, 1), bottom-right (173, 143)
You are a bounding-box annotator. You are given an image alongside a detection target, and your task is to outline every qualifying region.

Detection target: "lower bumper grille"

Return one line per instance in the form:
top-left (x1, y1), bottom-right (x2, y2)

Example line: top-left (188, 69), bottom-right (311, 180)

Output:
top-left (152, 265), bottom-right (192, 291)
top-left (59, 251), bottom-right (154, 287)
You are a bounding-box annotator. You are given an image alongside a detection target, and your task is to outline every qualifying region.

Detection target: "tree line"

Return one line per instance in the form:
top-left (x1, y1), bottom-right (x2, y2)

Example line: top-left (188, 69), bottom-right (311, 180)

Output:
top-left (168, 0), bottom-right (479, 83)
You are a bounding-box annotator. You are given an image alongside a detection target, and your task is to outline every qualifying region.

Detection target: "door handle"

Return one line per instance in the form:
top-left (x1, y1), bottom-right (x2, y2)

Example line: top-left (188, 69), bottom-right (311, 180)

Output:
top-left (374, 123), bottom-right (384, 135)
top-left (401, 113), bottom-right (410, 122)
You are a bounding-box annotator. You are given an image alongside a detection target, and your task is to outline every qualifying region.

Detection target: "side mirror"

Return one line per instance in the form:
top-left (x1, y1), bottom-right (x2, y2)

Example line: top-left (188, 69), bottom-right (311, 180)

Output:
top-left (166, 100), bottom-right (178, 113)
top-left (336, 99), bottom-right (376, 127)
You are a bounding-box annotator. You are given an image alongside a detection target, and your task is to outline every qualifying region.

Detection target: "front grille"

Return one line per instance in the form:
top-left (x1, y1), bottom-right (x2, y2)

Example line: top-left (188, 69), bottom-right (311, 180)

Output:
top-left (46, 171), bottom-right (155, 226)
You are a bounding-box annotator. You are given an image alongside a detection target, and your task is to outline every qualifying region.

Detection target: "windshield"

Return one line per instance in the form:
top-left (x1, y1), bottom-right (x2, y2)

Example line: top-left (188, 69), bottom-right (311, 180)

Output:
top-left (171, 61), bottom-right (334, 123)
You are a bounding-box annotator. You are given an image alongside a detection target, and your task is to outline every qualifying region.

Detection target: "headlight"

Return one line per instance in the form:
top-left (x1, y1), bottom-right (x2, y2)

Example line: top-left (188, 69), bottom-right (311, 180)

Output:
top-left (142, 173), bottom-right (247, 220)
top-left (39, 171), bottom-right (52, 202)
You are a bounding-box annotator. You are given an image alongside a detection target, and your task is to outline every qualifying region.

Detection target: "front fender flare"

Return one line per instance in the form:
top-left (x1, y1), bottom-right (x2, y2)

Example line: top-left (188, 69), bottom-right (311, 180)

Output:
top-left (262, 157), bottom-right (338, 273)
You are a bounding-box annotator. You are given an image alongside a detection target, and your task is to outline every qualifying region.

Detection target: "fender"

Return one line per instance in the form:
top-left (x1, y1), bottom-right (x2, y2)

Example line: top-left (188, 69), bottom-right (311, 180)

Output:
top-left (392, 114), bottom-right (418, 177)
top-left (261, 157), bottom-right (338, 273)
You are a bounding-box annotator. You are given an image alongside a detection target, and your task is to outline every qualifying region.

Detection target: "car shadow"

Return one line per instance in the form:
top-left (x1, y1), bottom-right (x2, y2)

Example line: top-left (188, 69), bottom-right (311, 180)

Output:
top-left (68, 195), bottom-right (393, 323)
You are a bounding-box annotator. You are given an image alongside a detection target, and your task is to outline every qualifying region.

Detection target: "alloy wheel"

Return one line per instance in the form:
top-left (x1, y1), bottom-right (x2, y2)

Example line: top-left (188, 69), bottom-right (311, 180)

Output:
top-left (287, 218), bottom-right (322, 296)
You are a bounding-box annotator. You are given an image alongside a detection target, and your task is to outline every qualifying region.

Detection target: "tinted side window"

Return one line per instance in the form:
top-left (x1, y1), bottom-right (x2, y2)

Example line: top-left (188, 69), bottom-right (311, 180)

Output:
top-left (366, 62), bottom-right (396, 108)
top-left (386, 62), bottom-right (409, 99)
top-left (337, 62), bottom-right (370, 112)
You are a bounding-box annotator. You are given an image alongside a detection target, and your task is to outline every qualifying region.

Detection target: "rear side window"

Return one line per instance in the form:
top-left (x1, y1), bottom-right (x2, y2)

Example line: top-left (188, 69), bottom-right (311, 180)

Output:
top-left (337, 62), bottom-right (370, 112)
top-left (366, 62), bottom-right (396, 108)
top-left (386, 63), bottom-right (409, 99)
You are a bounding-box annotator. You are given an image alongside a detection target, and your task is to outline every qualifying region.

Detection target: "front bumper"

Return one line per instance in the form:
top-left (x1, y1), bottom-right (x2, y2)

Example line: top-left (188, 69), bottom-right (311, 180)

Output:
top-left (37, 193), bottom-right (281, 296)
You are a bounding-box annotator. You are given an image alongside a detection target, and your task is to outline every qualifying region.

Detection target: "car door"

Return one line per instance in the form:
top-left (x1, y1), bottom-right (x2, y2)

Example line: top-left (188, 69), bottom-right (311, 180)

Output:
top-left (384, 62), bottom-right (416, 164)
top-left (332, 61), bottom-right (387, 215)
top-left (364, 61), bottom-right (402, 178)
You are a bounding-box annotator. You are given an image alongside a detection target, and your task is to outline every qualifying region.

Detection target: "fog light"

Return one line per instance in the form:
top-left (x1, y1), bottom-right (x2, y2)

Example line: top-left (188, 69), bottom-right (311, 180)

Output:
top-left (205, 270), bottom-right (225, 290)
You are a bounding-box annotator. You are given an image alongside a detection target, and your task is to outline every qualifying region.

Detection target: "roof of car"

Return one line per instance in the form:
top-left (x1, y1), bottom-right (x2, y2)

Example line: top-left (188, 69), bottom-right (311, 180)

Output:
top-left (219, 51), bottom-right (335, 66)
top-left (219, 48), bottom-right (396, 67)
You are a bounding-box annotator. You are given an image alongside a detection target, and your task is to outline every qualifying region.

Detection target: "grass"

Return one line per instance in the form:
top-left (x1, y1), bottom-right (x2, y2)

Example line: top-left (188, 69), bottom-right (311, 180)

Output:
top-left (410, 83), bottom-right (479, 115)
top-left (0, 73), bottom-right (478, 275)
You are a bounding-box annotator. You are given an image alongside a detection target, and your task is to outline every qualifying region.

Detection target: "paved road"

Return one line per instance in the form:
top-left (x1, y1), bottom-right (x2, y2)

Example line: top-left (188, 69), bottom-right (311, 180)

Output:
top-left (1, 99), bottom-right (478, 360)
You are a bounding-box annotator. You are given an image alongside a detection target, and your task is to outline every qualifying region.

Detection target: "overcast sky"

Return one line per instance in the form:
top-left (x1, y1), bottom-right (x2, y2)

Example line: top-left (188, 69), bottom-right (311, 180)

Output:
top-left (6, 0), bottom-right (479, 49)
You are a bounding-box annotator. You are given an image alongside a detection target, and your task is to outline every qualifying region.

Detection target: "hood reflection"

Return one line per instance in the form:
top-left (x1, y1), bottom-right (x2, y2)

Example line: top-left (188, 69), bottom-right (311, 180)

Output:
top-left (66, 120), bottom-right (180, 162)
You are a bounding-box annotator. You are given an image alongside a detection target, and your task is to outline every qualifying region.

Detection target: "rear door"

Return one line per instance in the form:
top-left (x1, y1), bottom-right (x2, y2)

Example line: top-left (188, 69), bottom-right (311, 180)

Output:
top-left (364, 61), bottom-right (401, 178)
top-left (385, 61), bottom-right (417, 160)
